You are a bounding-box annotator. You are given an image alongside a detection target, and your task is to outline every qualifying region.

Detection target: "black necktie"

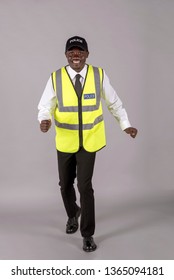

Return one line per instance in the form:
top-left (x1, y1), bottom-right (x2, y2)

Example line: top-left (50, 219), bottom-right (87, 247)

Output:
top-left (75, 74), bottom-right (82, 98)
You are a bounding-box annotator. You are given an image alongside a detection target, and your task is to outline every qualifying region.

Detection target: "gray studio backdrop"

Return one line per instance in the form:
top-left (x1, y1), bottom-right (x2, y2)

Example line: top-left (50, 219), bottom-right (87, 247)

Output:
top-left (0, 0), bottom-right (174, 259)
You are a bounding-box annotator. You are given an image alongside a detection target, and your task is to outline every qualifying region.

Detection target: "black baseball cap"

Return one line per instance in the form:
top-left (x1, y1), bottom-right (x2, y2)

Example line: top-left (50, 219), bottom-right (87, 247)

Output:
top-left (65, 36), bottom-right (88, 52)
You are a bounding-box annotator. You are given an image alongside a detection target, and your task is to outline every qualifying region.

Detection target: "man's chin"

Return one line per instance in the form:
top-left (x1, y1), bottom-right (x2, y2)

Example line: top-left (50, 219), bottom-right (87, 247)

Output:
top-left (71, 63), bottom-right (83, 72)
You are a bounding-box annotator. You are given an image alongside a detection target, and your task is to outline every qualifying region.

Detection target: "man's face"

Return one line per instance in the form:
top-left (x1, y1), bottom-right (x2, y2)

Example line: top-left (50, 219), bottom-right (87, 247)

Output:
top-left (65, 47), bottom-right (89, 72)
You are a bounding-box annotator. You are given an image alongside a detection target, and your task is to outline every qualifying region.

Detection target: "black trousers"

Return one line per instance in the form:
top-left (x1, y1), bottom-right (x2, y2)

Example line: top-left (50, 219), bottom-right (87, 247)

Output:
top-left (57, 148), bottom-right (96, 237)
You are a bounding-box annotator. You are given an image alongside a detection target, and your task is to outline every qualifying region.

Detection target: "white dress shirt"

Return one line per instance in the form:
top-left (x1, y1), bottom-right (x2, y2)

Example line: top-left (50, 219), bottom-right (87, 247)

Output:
top-left (38, 64), bottom-right (131, 130)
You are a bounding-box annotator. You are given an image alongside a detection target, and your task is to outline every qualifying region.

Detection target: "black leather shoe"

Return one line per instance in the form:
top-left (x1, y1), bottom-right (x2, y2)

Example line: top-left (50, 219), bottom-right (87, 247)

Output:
top-left (66, 207), bottom-right (81, 234)
top-left (83, 237), bottom-right (97, 252)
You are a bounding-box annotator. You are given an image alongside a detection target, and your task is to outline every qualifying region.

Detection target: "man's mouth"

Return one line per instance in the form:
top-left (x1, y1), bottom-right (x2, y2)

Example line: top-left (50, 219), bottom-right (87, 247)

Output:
top-left (72, 59), bottom-right (80, 64)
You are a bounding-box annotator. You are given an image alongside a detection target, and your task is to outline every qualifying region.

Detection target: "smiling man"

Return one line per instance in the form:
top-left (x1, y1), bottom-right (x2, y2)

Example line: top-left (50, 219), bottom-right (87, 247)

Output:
top-left (38, 36), bottom-right (137, 252)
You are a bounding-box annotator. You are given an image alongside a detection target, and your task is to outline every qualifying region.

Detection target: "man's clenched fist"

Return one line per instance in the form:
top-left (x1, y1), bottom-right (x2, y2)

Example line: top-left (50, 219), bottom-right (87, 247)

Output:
top-left (124, 127), bottom-right (138, 138)
top-left (40, 119), bottom-right (51, 133)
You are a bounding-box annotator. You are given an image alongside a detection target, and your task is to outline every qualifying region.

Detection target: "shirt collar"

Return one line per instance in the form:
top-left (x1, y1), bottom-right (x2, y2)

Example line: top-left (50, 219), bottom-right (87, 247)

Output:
top-left (66, 64), bottom-right (88, 80)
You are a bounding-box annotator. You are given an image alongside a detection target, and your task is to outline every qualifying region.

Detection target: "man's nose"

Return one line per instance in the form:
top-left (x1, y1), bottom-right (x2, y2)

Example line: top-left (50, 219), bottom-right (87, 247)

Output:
top-left (72, 51), bottom-right (80, 57)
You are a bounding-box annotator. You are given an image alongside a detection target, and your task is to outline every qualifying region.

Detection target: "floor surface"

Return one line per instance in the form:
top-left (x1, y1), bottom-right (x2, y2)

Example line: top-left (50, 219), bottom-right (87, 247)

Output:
top-left (1, 188), bottom-right (174, 260)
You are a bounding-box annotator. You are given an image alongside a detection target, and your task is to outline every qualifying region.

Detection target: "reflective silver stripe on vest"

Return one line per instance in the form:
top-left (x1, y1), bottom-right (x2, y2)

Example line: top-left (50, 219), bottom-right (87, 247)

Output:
top-left (55, 66), bottom-right (101, 112)
top-left (55, 115), bottom-right (103, 130)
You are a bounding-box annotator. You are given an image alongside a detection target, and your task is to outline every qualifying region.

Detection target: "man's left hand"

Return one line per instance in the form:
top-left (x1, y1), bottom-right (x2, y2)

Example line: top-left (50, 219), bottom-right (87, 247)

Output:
top-left (124, 127), bottom-right (138, 138)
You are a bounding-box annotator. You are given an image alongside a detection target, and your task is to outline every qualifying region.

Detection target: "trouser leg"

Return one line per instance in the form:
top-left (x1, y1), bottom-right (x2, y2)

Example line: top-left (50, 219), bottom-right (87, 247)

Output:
top-left (76, 148), bottom-right (96, 237)
top-left (57, 151), bottom-right (78, 218)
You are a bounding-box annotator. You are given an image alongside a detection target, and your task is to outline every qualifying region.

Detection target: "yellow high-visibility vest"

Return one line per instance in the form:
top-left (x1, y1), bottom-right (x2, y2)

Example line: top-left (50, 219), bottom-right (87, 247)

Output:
top-left (52, 64), bottom-right (106, 153)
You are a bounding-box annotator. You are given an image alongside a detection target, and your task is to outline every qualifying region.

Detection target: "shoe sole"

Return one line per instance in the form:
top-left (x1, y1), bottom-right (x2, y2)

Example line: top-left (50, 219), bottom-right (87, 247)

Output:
top-left (83, 245), bottom-right (97, 252)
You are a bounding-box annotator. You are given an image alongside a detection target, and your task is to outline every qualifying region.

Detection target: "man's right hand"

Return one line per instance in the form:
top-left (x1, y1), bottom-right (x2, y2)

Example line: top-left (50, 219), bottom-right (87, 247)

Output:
top-left (40, 120), bottom-right (51, 133)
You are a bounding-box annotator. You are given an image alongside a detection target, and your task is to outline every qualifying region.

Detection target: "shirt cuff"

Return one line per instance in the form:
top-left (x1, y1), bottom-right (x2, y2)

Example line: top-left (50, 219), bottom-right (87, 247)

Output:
top-left (38, 114), bottom-right (52, 124)
top-left (120, 120), bottom-right (131, 131)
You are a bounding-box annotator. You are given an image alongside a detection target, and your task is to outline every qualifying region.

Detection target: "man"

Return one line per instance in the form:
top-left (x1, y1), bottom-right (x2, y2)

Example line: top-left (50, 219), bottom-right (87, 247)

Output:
top-left (38, 35), bottom-right (138, 252)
